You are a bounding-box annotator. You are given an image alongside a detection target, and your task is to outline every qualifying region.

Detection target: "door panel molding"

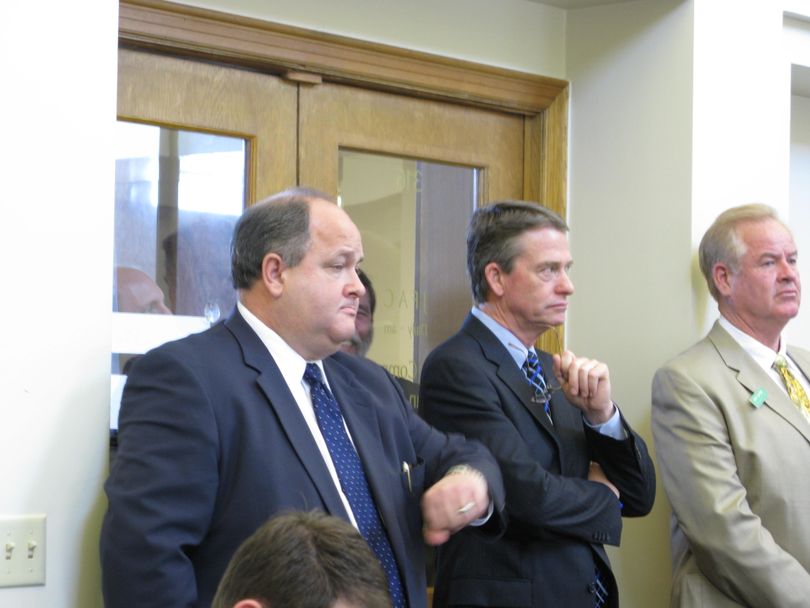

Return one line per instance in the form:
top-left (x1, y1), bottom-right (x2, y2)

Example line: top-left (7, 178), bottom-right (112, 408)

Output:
top-left (119, 0), bottom-right (567, 116)
top-left (118, 49), bottom-right (298, 201)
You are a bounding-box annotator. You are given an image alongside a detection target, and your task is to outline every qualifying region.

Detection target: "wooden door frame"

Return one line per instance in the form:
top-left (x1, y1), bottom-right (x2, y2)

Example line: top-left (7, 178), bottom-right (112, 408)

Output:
top-left (118, 0), bottom-right (569, 353)
top-left (118, 0), bottom-right (568, 214)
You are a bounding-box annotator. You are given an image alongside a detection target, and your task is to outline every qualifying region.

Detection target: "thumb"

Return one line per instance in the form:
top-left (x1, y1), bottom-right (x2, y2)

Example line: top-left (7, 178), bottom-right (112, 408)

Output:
top-left (552, 353), bottom-right (563, 384)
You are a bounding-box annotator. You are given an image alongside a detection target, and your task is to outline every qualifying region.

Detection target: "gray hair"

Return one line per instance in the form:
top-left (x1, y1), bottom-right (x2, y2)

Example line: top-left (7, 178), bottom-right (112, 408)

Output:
top-left (467, 200), bottom-right (568, 304)
top-left (698, 203), bottom-right (788, 300)
top-left (230, 187), bottom-right (335, 289)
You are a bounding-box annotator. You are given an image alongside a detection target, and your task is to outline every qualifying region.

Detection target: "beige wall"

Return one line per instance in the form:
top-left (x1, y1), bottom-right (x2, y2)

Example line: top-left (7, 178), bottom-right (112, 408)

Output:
top-left (566, 2), bottom-right (694, 606)
top-left (569, 2), bottom-right (810, 607)
top-left (172, 0), bottom-right (567, 77)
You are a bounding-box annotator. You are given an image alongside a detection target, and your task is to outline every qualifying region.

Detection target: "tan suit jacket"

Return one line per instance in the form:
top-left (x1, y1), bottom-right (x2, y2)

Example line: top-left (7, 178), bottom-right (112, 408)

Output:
top-left (652, 321), bottom-right (810, 607)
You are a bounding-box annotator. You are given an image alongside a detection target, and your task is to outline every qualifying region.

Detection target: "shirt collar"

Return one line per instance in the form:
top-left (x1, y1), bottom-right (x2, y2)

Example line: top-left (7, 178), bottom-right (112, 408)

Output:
top-left (237, 301), bottom-right (325, 387)
top-left (718, 315), bottom-right (787, 368)
top-left (470, 305), bottom-right (532, 368)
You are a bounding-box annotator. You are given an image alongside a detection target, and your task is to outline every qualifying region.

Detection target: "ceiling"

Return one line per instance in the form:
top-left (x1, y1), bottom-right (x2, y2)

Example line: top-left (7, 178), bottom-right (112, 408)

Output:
top-left (528, 1), bottom-right (810, 98)
top-left (525, 0), bottom-right (631, 8)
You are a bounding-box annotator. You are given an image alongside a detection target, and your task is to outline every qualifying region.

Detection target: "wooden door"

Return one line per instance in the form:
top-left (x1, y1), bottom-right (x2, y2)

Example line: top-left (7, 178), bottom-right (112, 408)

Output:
top-left (299, 82), bottom-right (525, 386)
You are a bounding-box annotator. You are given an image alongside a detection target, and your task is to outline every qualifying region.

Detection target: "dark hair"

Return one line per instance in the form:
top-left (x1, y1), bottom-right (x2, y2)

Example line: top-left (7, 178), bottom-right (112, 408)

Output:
top-left (231, 187), bottom-right (335, 289)
top-left (357, 269), bottom-right (376, 315)
top-left (211, 511), bottom-right (391, 608)
top-left (467, 201), bottom-right (568, 304)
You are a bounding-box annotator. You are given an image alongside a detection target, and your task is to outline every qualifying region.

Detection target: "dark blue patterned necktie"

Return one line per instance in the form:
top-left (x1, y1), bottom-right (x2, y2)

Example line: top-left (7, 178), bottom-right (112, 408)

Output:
top-left (303, 363), bottom-right (406, 608)
top-left (522, 351), bottom-right (552, 423)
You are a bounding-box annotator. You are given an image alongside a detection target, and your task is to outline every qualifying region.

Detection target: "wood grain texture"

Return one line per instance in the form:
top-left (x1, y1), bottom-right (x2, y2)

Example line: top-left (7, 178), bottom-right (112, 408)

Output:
top-left (118, 48), bottom-right (297, 201)
top-left (119, 0), bottom-right (567, 115)
top-left (298, 82), bottom-right (524, 200)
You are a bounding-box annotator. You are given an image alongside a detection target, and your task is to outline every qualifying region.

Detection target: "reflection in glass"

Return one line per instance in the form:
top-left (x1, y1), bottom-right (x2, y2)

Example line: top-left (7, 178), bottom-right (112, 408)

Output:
top-left (338, 150), bottom-right (481, 395)
top-left (113, 122), bottom-right (244, 320)
top-left (111, 121), bottom-right (246, 432)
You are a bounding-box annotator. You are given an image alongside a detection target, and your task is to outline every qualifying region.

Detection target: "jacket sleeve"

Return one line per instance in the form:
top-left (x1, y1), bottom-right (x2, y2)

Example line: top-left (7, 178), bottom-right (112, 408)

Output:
top-left (100, 347), bottom-right (219, 608)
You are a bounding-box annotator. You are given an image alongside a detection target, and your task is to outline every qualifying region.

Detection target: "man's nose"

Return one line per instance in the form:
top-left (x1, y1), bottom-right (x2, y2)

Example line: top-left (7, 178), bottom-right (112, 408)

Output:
top-left (779, 258), bottom-right (800, 280)
top-left (350, 269), bottom-right (366, 296)
top-left (558, 270), bottom-right (575, 294)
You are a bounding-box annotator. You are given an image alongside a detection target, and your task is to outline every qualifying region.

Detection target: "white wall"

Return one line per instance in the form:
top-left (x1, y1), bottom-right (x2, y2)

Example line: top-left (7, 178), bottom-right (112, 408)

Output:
top-left (173, 0), bottom-right (567, 77)
top-left (786, 15), bottom-right (810, 345)
top-left (692, 0), bottom-right (792, 333)
top-left (790, 94), bottom-right (810, 344)
top-left (566, 2), bottom-right (693, 606)
top-left (0, 1), bottom-right (118, 606)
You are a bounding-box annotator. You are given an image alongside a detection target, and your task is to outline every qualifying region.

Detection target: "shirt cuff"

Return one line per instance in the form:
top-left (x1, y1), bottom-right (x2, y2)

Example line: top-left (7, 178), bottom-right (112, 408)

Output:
top-left (468, 499), bottom-right (495, 527)
top-left (583, 403), bottom-right (627, 440)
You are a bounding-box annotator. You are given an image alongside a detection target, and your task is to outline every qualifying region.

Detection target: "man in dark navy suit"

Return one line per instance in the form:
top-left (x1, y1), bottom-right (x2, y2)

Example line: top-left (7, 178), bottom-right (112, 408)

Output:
top-left (421, 201), bottom-right (655, 607)
top-left (101, 187), bottom-right (504, 608)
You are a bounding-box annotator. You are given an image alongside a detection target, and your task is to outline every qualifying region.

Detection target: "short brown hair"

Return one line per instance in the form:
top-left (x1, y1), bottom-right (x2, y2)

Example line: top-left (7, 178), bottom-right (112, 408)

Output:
top-left (211, 511), bottom-right (391, 608)
top-left (230, 187), bottom-right (335, 290)
top-left (467, 201), bottom-right (568, 304)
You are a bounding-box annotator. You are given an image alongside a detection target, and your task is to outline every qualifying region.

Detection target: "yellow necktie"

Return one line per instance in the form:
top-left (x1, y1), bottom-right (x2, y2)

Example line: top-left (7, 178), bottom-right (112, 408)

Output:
top-left (773, 356), bottom-right (810, 415)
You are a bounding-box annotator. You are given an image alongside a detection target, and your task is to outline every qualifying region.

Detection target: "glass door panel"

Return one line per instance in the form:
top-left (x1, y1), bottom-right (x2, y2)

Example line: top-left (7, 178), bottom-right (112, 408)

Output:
top-left (111, 122), bottom-right (246, 432)
top-left (339, 151), bottom-right (480, 390)
top-left (301, 83), bottom-right (524, 404)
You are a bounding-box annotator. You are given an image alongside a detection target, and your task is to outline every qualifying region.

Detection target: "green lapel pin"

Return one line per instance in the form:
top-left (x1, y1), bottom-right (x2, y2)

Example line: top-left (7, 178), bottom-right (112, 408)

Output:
top-left (749, 388), bottom-right (767, 408)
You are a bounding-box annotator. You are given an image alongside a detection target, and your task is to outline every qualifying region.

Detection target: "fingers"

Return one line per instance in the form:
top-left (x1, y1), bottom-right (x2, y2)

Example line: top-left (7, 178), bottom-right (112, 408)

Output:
top-left (421, 468), bottom-right (489, 546)
top-left (556, 350), bottom-right (609, 400)
top-left (588, 461), bottom-right (619, 498)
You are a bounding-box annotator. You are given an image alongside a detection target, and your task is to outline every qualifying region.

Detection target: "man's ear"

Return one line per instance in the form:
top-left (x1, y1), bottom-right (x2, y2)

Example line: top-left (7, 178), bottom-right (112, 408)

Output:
top-left (233, 600), bottom-right (267, 608)
top-left (712, 262), bottom-right (733, 297)
top-left (262, 253), bottom-right (286, 297)
top-left (483, 262), bottom-right (506, 298)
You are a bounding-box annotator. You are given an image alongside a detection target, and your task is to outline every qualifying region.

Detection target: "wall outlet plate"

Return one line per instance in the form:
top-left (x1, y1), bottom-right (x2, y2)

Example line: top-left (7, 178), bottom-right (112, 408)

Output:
top-left (0, 514), bottom-right (46, 587)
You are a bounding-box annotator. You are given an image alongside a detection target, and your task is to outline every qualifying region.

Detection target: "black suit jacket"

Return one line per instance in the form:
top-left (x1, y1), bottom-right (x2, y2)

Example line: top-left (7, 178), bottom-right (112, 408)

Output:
top-left (101, 308), bottom-right (505, 608)
top-left (420, 314), bottom-right (655, 607)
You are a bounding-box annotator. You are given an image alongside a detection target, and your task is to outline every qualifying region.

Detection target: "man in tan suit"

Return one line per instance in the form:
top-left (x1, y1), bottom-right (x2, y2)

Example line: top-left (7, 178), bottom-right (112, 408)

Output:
top-left (652, 203), bottom-right (809, 607)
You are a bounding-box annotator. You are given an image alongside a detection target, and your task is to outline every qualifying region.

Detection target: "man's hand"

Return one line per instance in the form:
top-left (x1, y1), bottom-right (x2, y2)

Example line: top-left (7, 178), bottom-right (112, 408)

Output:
top-left (552, 350), bottom-right (614, 424)
top-left (588, 461), bottom-right (619, 498)
top-left (421, 466), bottom-right (489, 546)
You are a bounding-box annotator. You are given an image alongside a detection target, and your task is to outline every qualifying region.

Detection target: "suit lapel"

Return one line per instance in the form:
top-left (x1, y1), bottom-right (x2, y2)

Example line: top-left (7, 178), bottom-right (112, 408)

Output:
top-left (709, 322), bottom-right (810, 444)
top-left (224, 310), bottom-right (349, 519)
top-left (463, 314), bottom-right (558, 439)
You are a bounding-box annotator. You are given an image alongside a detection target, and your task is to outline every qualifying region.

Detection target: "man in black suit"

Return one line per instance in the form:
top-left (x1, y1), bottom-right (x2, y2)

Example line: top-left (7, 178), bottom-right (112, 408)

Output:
top-left (101, 187), bottom-right (505, 608)
top-left (420, 201), bottom-right (655, 607)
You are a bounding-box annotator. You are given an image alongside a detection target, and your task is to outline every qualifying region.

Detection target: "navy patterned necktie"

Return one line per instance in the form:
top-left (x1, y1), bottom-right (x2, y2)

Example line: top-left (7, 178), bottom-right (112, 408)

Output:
top-left (522, 351), bottom-right (553, 423)
top-left (303, 363), bottom-right (406, 608)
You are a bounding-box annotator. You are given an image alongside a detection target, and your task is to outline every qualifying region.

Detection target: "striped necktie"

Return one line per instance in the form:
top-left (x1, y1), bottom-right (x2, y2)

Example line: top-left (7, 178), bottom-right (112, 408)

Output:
top-left (304, 363), bottom-right (406, 608)
top-left (773, 356), bottom-right (810, 415)
top-left (522, 351), bottom-right (552, 423)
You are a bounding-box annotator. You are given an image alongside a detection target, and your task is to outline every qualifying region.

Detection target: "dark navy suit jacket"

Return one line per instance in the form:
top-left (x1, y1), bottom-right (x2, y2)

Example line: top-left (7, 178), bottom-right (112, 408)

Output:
top-left (101, 309), bottom-right (504, 607)
top-left (421, 314), bottom-right (655, 607)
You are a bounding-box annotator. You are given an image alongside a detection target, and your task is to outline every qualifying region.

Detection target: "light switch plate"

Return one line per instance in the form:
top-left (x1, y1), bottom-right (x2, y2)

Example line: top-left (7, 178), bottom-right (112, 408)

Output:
top-left (0, 514), bottom-right (46, 587)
